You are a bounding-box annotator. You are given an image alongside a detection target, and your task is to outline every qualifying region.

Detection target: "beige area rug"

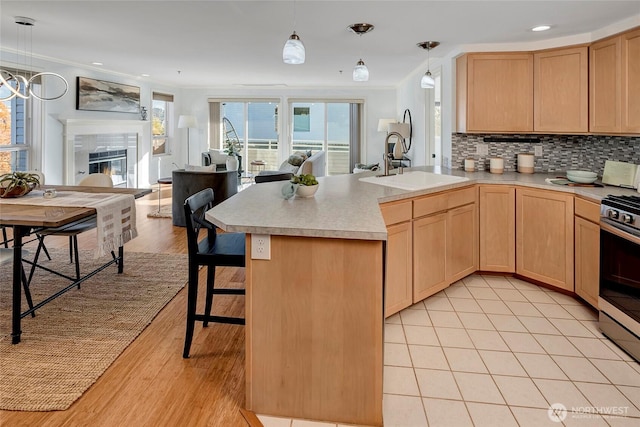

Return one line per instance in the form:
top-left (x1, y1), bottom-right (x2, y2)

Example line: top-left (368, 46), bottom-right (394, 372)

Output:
top-left (0, 250), bottom-right (188, 411)
top-left (146, 205), bottom-right (172, 218)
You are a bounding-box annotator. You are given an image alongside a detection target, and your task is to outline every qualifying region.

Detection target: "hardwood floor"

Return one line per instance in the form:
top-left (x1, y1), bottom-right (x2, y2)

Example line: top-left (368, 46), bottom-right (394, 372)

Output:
top-left (1, 191), bottom-right (249, 427)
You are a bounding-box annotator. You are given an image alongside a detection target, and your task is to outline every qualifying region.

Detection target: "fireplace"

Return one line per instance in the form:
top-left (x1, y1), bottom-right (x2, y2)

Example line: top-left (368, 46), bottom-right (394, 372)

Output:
top-left (88, 149), bottom-right (127, 187)
top-left (59, 118), bottom-right (147, 187)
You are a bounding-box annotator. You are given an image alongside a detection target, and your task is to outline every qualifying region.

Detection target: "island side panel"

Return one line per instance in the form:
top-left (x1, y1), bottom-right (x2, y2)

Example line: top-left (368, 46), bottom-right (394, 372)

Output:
top-left (246, 235), bottom-right (383, 426)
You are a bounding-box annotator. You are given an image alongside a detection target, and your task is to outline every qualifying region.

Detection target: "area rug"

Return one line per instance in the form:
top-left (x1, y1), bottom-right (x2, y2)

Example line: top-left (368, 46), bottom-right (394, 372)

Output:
top-left (146, 205), bottom-right (172, 218)
top-left (0, 250), bottom-right (188, 411)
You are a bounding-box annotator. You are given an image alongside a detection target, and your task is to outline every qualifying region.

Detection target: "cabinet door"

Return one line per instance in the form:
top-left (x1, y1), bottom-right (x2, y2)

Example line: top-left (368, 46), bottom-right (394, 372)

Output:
top-left (413, 213), bottom-right (447, 301)
top-left (479, 186), bottom-right (516, 272)
top-left (575, 216), bottom-right (600, 309)
top-left (385, 221), bottom-right (413, 317)
top-left (462, 53), bottom-right (534, 133)
top-left (447, 203), bottom-right (478, 283)
top-left (534, 46), bottom-right (588, 133)
top-left (590, 36), bottom-right (622, 133)
top-left (516, 188), bottom-right (574, 291)
top-left (622, 28), bottom-right (640, 133)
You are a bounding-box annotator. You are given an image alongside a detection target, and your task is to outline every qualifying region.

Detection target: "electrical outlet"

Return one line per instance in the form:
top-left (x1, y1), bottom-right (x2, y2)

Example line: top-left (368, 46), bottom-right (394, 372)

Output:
top-left (534, 146), bottom-right (543, 157)
top-left (251, 234), bottom-right (271, 260)
top-left (476, 144), bottom-right (489, 156)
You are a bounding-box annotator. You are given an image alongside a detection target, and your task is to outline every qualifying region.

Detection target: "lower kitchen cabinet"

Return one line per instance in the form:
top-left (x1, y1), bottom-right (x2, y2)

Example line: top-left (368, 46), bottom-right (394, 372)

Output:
top-left (384, 221), bottom-right (413, 316)
top-left (413, 186), bottom-right (477, 302)
top-left (479, 185), bottom-right (516, 272)
top-left (447, 203), bottom-right (478, 282)
top-left (380, 200), bottom-right (413, 317)
top-left (413, 212), bottom-right (448, 302)
top-left (574, 198), bottom-right (601, 308)
top-left (516, 188), bottom-right (574, 291)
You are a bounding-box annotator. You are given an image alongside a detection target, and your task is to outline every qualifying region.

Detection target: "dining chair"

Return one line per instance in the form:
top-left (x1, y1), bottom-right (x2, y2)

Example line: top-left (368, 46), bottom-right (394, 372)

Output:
top-left (182, 188), bottom-right (245, 358)
top-left (27, 173), bottom-right (113, 285)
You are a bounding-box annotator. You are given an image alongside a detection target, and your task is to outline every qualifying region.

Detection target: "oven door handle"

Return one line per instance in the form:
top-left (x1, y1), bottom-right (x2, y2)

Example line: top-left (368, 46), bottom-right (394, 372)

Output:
top-left (601, 219), bottom-right (640, 245)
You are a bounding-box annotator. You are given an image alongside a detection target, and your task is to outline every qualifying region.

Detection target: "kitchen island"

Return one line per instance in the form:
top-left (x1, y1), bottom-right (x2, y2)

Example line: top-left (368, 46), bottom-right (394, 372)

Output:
top-left (206, 167), bottom-right (639, 425)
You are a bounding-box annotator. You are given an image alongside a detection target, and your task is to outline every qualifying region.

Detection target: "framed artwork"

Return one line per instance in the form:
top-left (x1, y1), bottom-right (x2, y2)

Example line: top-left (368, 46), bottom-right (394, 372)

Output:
top-left (76, 76), bottom-right (140, 113)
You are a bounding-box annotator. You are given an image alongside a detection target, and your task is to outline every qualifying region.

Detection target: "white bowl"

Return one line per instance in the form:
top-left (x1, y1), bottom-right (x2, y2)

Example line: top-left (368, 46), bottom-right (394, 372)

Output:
top-left (566, 170), bottom-right (598, 184)
top-left (295, 184), bottom-right (319, 198)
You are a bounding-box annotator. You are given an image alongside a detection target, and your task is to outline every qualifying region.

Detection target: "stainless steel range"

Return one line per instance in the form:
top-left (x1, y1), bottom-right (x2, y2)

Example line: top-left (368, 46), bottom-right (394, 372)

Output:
top-left (599, 195), bottom-right (640, 362)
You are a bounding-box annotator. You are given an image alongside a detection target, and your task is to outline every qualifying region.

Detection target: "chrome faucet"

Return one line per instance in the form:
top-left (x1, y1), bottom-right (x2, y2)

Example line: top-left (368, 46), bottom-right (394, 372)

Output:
top-left (382, 131), bottom-right (404, 176)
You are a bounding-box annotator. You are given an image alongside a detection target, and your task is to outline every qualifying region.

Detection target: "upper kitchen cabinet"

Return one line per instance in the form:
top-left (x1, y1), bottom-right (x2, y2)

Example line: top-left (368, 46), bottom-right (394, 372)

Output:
top-left (457, 53), bottom-right (534, 133)
top-left (590, 27), bottom-right (640, 134)
top-left (534, 46), bottom-right (589, 133)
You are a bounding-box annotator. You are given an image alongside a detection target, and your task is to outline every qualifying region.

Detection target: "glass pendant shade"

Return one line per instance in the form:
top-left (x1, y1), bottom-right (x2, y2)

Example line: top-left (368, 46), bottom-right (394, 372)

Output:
top-left (353, 59), bottom-right (369, 82)
top-left (421, 71), bottom-right (435, 89)
top-left (283, 32), bottom-right (305, 64)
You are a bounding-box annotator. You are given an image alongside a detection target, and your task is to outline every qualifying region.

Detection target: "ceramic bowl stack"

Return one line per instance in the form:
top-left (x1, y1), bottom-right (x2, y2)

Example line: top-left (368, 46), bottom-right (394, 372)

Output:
top-left (566, 170), bottom-right (598, 184)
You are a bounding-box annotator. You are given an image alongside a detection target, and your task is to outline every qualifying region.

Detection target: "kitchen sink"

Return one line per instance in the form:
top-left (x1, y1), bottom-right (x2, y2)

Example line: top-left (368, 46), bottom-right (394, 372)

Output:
top-left (359, 171), bottom-right (469, 191)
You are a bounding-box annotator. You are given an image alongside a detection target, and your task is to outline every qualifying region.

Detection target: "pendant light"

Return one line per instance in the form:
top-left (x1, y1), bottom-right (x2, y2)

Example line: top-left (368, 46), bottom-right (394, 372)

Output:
top-left (349, 23), bottom-right (374, 82)
top-left (283, 0), bottom-right (305, 64)
top-left (0, 17), bottom-right (68, 102)
top-left (417, 41), bottom-right (440, 89)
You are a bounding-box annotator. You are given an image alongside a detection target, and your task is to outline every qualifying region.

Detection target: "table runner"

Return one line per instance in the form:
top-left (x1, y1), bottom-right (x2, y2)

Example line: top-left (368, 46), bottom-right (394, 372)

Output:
top-left (0, 190), bottom-right (137, 257)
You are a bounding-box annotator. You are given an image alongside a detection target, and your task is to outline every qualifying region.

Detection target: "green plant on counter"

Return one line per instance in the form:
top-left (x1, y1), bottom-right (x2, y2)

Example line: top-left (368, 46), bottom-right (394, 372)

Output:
top-left (291, 173), bottom-right (318, 186)
top-left (0, 171), bottom-right (41, 198)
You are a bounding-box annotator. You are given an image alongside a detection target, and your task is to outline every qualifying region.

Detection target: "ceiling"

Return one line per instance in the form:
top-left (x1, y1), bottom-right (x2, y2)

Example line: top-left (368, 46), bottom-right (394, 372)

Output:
top-left (1, 1), bottom-right (638, 88)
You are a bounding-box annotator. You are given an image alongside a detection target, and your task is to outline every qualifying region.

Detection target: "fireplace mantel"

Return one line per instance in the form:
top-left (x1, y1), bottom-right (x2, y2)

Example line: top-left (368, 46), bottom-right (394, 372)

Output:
top-left (58, 117), bottom-right (150, 186)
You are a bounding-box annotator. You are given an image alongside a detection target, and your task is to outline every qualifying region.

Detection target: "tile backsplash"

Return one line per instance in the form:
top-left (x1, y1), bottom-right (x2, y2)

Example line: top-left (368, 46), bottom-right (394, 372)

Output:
top-left (451, 134), bottom-right (640, 174)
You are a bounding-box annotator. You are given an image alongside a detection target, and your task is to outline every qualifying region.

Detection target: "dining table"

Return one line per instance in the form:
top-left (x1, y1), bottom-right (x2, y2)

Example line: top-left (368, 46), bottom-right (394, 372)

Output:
top-left (0, 185), bottom-right (151, 344)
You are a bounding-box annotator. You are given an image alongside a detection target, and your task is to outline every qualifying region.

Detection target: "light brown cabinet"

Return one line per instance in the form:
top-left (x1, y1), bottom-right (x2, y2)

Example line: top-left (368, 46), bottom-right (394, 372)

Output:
top-left (590, 27), bottom-right (640, 134)
top-left (413, 212), bottom-right (448, 301)
top-left (574, 198), bottom-right (601, 308)
top-left (516, 188), bottom-right (574, 291)
top-left (380, 200), bottom-right (413, 317)
top-left (479, 185), bottom-right (516, 272)
top-left (534, 46), bottom-right (588, 133)
top-left (457, 53), bottom-right (534, 133)
top-left (413, 187), bottom-right (477, 302)
top-left (447, 203), bottom-right (478, 281)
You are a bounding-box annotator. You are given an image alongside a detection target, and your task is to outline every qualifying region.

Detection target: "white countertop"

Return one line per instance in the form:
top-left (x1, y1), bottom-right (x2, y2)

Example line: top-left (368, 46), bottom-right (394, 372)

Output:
top-left (206, 166), bottom-right (640, 241)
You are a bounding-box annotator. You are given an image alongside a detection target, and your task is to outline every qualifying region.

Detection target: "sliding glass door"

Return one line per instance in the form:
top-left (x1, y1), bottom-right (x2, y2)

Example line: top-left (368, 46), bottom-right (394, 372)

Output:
top-left (290, 101), bottom-right (360, 176)
top-left (211, 101), bottom-right (279, 172)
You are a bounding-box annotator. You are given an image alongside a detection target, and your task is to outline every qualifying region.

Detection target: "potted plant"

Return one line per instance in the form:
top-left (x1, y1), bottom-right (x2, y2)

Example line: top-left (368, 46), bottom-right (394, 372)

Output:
top-left (291, 173), bottom-right (319, 197)
top-left (223, 138), bottom-right (241, 171)
top-left (0, 171), bottom-right (41, 198)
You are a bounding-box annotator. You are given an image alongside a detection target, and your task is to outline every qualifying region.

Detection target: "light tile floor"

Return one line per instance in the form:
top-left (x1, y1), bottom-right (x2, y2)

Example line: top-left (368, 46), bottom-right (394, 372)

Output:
top-left (258, 274), bottom-right (640, 427)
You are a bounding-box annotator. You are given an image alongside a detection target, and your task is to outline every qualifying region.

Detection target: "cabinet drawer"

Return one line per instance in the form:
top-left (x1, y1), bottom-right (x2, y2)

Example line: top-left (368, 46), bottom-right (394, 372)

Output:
top-left (447, 186), bottom-right (477, 209)
top-left (413, 193), bottom-right (448, 218)
top-left (575, 197), bottom-right (600, 223)
top-left (380, 200), bottom-right (412, 226)
top-left (413, 186), bottom-right (477, 218)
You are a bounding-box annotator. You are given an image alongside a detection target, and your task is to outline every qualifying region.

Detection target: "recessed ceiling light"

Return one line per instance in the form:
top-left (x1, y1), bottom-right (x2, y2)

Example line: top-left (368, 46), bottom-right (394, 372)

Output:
top-left (141, 74), bottom-right (150, 77)
top-left (91, 62), bottom-right (103, 66)
top-left (531, 25), bottom-right (551, 32)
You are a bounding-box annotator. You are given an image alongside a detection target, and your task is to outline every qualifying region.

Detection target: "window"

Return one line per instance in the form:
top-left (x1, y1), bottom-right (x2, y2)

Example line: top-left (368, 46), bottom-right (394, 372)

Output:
top-left (290, 101), bottom-right (362, 175)
top-left (152, 92), bottom-right (173, 156)
top-left (0, 72), bottom-right (40, 174)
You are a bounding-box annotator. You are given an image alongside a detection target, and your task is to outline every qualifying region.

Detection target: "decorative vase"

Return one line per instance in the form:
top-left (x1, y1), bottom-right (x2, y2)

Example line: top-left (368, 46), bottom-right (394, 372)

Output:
top-left (295, 184), bottom-right (319, 198)
top-left (225, 155), bottom-right (239, 171)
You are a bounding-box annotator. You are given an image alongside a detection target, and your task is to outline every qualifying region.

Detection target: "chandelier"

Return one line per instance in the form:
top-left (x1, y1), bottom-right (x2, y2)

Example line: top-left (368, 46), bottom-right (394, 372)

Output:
top-left (0, 16), bottom-right (68, 102)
